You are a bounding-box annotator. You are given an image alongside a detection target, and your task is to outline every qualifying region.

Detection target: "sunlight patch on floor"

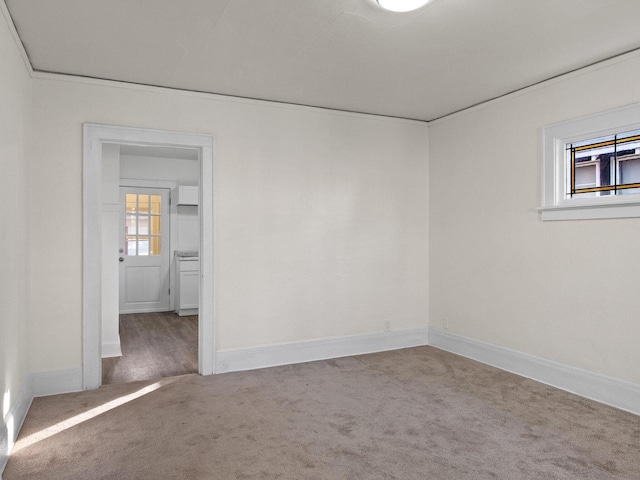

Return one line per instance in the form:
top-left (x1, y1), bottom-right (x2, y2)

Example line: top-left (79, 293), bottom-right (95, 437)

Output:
top-left (13, 378), bottom-right (177, 453)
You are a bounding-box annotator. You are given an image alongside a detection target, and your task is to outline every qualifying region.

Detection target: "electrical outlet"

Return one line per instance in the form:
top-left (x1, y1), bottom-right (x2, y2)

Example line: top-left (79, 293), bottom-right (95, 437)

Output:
top-left (443, 317), bottom-right (449, 330)
top-left (384, 321), bottom-right (391, 332)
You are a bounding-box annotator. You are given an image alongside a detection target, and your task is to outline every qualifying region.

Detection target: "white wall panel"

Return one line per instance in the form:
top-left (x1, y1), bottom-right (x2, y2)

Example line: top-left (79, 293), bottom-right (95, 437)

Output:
top-left (28, 76), bottom-right (429, 371)
top-left (429, 53), bottom-right (640, 384)
top-left (0, 7), bottom-right (31, 470)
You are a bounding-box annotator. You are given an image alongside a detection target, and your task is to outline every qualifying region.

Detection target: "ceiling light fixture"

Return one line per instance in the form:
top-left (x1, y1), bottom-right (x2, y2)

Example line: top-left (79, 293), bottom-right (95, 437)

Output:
top-left (377, 0), bottom-right (430, 12)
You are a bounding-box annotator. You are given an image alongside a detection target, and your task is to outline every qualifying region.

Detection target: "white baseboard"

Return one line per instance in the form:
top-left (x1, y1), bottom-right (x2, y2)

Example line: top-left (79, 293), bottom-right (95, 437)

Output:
top-left (31, 368), bottom-right (83, 397)
top-left (428, 327), bottom-right (640, 416)
top-left (1, 367), bottom-right (84, 476)
top-left (216, 328), bottom-right (429, 374)
top-left (101, 342), bottom-right (122, 358)
top-left (1, 376), bottom-right (33, 476)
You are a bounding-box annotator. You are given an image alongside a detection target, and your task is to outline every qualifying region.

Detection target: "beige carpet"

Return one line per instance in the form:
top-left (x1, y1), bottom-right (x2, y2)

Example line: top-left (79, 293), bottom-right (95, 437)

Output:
top-left (4, 347), bottom-right (640, 479)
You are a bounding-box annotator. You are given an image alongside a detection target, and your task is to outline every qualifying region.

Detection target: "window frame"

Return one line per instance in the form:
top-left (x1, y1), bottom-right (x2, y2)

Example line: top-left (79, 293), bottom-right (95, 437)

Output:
top-left (541, 103), bottom-right (640, 221)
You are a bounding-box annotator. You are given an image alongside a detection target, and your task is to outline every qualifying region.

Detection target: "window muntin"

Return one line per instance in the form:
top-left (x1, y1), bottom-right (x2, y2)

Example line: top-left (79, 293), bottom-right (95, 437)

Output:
top-left (566, 129), bottom-right (640, 198)
top-left (124, 193), bottom-right (162, 256)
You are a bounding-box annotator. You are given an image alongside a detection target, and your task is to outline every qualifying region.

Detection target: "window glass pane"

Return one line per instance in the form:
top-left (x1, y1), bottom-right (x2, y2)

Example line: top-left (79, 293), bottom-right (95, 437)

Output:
top-left (618, 187), bottom-right (640, 196)
top-left (126, 236), bottom-right (137, 255)
top-left (126, 194), bottom-right (137, 213)
top-left (617, 128), bottom-right (640, 143)
top-left (576, 155), bottom-right (612, 191)
top-left (613, 128), bottom-right (640, 183)
top-left (619, 157), bottom-right (640, 183)
top-left (150, 215), bottom-right (161, 235)
top-left (138, 215), bottom-right (149, 235)
top-left (150, 237), bottom-right (161, 256)
top-left (151, 195), bottom-right (162, 214)
top-left (575, 164), bottom-right (597, 189)
top-left (125, 214), bottom-right (137, 235)
top-left (570, 135), bottom-right (616, 195)
top-left (574, 134), bottom-right (615, 149)
top-left (138, 237), bottom-right (149, 256)
top-left (619, 158), bottom-right (640, 194)
top-left (138, 195), bottom-right (150, 213)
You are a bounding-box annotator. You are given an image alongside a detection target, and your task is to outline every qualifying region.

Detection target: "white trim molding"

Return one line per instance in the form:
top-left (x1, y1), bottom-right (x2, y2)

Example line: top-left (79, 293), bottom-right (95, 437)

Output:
top-left (101, 342), bottom-right (123, 358)
top-left (82, 124), bottom-right (215, 390)
top-left (537, 200), bottom-right (640, 221)
top-left (0, 0), bottom-right (34, 75)
top-left (1, 377), bottom-right (33, 475)
top-left (216, 328), bottom-right (428, 374)
top-left (428, 328), bottom-right (640, 416)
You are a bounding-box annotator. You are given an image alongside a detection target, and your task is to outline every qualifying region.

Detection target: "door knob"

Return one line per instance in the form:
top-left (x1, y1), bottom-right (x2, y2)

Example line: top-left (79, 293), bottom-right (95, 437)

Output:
top-left (119, 257), bottom-right (124, 262)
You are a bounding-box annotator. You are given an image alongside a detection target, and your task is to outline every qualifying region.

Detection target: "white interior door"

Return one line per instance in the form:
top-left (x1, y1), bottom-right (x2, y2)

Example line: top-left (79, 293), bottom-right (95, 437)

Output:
top-left (119, 187), bottom-right (170, 313)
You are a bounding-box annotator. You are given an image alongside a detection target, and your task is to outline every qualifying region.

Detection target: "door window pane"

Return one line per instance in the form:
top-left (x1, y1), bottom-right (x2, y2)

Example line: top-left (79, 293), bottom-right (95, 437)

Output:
top-left (126, 236), bottom-right (137, 255)
top-left (138, 215), bottom-right (149, 235)
top-left (150, 216), bottom-right (161, 235)
top-left (125, 214), bottom-right (137, 235)
top-left (124, 192), bottom-right (163, 256)
top-left (138, 237), bottom-right (149, 256)
top-left (151, 195), bottom-right (161, 214)
top-left (150, 237), bottom-right (161, 256)
top-left (126, 194), bottom-right (137, 213)
top-left (138, 195), bottom-right (150, 213)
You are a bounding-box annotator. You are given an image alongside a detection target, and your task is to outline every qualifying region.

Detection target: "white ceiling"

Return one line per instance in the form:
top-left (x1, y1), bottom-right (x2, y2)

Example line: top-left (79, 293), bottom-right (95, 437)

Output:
top-left (6, 0), bottom-right (640, 121)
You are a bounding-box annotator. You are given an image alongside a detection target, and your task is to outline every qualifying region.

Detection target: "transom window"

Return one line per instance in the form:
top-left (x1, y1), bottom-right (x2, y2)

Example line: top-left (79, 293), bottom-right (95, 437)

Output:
top-left (567, 129), bottom-right (640, 198)
top-left (541, 103), bottom-right (640, 221)
top-left (125, 193), bottom-right (162, 255)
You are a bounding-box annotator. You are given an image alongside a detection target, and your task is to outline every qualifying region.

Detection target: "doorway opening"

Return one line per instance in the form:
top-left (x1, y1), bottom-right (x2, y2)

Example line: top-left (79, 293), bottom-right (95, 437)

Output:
top-left (82, 124), bottom-right (214, 390)
top-left (104, 146), bottom-right (200, 385)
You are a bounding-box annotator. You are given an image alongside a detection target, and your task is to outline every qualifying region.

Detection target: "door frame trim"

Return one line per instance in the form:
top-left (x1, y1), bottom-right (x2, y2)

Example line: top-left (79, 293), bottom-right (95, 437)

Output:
top-left (82, 123), bottom-right (215, 389)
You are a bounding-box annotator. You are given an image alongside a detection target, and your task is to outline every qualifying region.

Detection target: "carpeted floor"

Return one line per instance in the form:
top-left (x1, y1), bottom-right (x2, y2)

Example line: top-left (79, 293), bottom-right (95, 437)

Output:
top-left (4, 346), bottom-right (640, 479)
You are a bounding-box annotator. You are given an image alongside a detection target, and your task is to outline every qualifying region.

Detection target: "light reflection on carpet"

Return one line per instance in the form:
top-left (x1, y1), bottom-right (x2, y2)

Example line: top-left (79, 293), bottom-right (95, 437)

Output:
top-left (13, 377), bottom-right (177, 452)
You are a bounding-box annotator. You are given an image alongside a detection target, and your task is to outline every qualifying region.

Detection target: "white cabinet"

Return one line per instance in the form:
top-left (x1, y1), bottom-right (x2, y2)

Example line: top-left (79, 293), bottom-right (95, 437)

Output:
top-left (176, 258), bottom-right (199, 316)
top-left (175, 185), bottom-right (199, 206)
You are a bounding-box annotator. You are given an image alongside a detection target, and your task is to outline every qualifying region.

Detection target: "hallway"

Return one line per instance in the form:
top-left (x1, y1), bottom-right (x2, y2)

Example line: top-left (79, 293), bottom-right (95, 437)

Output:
top-left (102, 312), bottom-right (198, 385)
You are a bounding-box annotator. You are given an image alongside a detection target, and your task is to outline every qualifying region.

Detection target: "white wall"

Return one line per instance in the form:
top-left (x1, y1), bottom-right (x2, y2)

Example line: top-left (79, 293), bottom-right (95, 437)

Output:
top-left (0, 5), bottom-right (31, 466)
top-left (176, 206), bottom-right (198, 252)
top-left (28, 76), bottom-right (429, 372)
top-left (120, 154), bottom-right (199, 185)
top-left (429, 52), bottom-right (640, 385)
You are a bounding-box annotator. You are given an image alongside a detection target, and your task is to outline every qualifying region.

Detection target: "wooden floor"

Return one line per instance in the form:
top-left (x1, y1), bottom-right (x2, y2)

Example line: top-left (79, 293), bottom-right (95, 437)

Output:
top-left (102, 312), bottom-right (198, 385)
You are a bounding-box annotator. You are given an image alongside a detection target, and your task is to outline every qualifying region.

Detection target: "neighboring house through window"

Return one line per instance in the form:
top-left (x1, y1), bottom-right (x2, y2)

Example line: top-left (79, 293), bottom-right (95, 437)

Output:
top-left (541, 103), bottom-right (640, 220)
top-left (568, 130), bottom-right (640, 198)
